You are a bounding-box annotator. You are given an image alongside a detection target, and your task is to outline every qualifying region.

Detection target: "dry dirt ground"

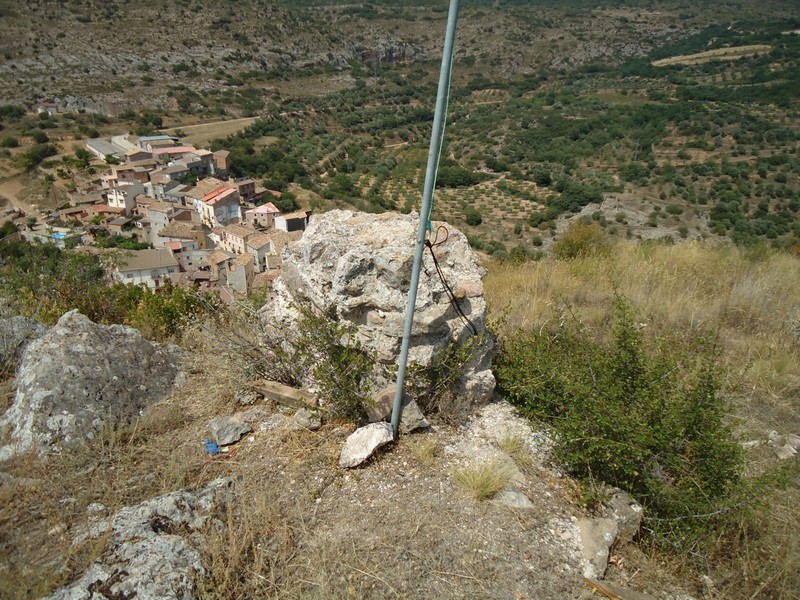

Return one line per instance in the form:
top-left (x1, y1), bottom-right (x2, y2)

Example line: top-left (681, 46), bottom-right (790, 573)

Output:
top-left (161, 117), bottom-right (259, 149)
top-left (0, 335), bottom-right (699, 600)
top-left (651, 45), bottom-right (772, 66)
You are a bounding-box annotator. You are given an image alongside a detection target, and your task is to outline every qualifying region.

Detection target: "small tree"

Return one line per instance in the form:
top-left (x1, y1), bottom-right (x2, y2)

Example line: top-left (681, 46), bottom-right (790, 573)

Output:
top-left (464, 207), bottom-right (482, 226)
top-left (551, 220), bottom-right (609, 259)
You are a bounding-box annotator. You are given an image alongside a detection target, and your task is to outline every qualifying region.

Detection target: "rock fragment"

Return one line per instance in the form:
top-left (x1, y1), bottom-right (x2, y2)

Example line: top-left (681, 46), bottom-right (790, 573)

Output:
top-left (400, 398), bottom-right (430, 433)
top-left (45, 478), bottom-right (230, 600)
top-left (260, 210), bottom-right (496, 412)
top-left (292, 407), bottom-right (322, 430)
top-left (208, 416), bottom-right (251, 446)
top-left (339, 422), bottom-right (394, 469)
top-left (0, 315), bottom-right (47, 376)
top-left (578, 517), bottom-right (618, 579)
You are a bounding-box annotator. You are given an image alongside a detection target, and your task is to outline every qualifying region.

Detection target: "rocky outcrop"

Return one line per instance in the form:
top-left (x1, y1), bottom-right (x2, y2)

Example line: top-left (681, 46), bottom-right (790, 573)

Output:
top-left (0, 315), bottom-right (47, 377)
top-left (46, 478), bottom-right (231, 600)
top-left (355, 40), bottom-right (419, 64)
top-left (260, 210), bottom-right (495, 409)
top-left (0, 310), bottom-right (185, 460)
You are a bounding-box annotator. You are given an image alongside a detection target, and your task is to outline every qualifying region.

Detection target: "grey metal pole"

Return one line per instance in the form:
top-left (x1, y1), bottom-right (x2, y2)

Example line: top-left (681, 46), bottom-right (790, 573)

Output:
top-left (390, 0), bottom-right (460, 435)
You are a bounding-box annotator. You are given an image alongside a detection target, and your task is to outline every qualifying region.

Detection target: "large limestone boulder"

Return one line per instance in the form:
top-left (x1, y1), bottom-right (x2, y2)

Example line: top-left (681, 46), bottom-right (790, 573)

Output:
top-left (45, 478), bottom-right (231, 600)
top-left (0, 315), bottom-right (47, 377)
top-left (260, 210), bottom-right (495, 407)
top-left (0, 310), bottom-right (185, 460)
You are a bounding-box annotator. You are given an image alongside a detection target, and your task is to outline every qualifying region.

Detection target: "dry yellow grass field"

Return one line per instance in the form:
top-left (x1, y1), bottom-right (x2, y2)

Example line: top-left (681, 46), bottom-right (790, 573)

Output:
top-left (162, 117), bottom-right (259, 148)
top-left (485, 241), bottom-right (800, 420)
top-left (652, 44), bottom-right (772, 66)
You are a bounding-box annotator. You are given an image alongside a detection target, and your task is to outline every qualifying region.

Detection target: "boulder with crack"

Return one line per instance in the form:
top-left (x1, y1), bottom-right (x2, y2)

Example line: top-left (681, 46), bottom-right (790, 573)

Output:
top-left (45, 478), bottom-right (231, 600)
top-left (260, 210), bottom-right (496, 410)
top-left (0, 310), bottom-right (185, 460)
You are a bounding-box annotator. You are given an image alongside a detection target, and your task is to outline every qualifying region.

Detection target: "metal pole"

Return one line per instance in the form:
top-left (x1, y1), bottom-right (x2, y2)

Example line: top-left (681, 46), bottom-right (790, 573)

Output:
top-left (391, 0), bottom-right (460, 435)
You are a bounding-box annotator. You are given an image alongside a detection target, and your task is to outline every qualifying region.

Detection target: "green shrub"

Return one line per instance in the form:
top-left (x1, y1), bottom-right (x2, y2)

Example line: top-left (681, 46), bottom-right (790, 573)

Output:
top-left (495, 296), bottom-right (743, 545)
top-left (551, 221), bottom-right (609, 259)
top-left (292, 302), bottom-right (374, 422)
top-left (666, 204), bottom-right (683, 215)
top-left (464, 207), bottom-right (482, 226)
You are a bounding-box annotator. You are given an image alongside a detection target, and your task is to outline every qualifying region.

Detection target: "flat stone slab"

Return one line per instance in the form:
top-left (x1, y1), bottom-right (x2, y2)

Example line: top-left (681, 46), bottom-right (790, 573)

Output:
top-left (339, 422), bottom-right (394, 469)
top-left (250, 380), bottom-right (317, 409)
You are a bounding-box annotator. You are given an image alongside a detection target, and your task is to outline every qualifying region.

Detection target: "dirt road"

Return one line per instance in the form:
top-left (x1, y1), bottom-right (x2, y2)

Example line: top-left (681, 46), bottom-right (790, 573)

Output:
top-left (0, 178), bottom-right (43, 218)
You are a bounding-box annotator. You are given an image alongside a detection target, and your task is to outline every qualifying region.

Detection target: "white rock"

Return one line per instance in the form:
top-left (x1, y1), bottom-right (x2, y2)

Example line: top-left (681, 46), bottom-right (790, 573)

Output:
top-left (339, 422), bottom-right (394, 469)
top-left (260, 210), bottom-right (496, 409)
top-left (493, 488), bottom-right (535, 509)
top-left (578, 517), bottom-right (618, 579)
top-left (0, 311), bottom-right (184, 459)
top-left (208, 416), bottom-right (251, 446)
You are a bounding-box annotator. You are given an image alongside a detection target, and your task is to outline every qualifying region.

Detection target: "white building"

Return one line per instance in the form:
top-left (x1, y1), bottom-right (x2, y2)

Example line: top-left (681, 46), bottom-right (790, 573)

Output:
top-left (114, 249), bottom-right (180, 290)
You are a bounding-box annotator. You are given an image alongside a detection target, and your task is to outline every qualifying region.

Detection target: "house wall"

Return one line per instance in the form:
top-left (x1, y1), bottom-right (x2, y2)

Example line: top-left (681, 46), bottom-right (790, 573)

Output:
top-left (117, 265), bottom-right (180, 289)
top-left (149, 210), bottom-right (173, 248)
top-left (212, 200), bottom-right (241, 227)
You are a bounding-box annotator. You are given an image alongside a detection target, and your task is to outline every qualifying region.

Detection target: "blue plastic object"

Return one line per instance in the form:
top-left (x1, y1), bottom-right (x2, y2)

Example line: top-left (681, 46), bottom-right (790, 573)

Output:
top-left (204, 439), bottom-right (220, 455)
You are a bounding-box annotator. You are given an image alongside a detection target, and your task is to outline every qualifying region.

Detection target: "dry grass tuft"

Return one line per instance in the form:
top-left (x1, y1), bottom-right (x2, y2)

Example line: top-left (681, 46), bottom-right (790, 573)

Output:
top-left (452, 461), bottom-right (514, 501)
top-left (410, 436), bottom-right (440, 466)
top-left (497, 434), bottom-right (534, 470)
top-left (196, 479), bottom-right (301, 599)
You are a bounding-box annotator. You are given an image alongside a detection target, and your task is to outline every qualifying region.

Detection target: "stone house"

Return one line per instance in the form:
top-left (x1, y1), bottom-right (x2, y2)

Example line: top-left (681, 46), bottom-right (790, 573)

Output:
top-left (244, 202), bottom-right (281, 228)
top-left (219, 223), bottom-right (258, 255)
top-left (197, 186), bottom-right (240, 228)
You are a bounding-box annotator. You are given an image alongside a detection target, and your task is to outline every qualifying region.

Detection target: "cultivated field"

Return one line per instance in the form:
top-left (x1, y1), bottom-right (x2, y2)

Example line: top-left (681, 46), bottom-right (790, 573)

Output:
top-left (652, 44), bottom-right (772, 66)
top-left (162, 117), bottom-right (259, 148)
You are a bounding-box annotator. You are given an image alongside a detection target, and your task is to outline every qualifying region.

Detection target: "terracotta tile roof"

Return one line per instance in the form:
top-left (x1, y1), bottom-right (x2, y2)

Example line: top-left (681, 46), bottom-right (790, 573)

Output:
top-left (232, 254), bottom-right (253, 268)
top-left (186, 177), bottom-right (225, 198)
top-left (159, 223), bottom-right (199, 239)
top-left (280, 211), bottom-right (310, 220)
top-left (207, 250), bottom-right (233, 265)
top-left (202, 186), bottom-right (229, 202)
top-left (152, 146), bottom-right (196, 156)
top-left (246, 229), bottom-right (302, 253)
top-left (223, 224), bottom-right (257, 240)
top-left (246, 233), bottom-right (273, 250)
top-left (205, 188), bottom-right (237, 206)
top-left (116, 249), bottom-right (179, 272)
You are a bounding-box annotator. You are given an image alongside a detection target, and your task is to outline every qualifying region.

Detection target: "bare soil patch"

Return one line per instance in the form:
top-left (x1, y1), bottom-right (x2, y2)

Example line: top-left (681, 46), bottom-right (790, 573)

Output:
top-left (652, 44), bottom-right (772, 66)
top-left (162, 117), bottom-right (259, 147)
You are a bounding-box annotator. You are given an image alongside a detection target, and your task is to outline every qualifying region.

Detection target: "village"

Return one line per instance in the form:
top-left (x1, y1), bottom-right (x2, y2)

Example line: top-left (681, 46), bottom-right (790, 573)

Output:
top-left (17, 128), bottom-right (310, 300)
